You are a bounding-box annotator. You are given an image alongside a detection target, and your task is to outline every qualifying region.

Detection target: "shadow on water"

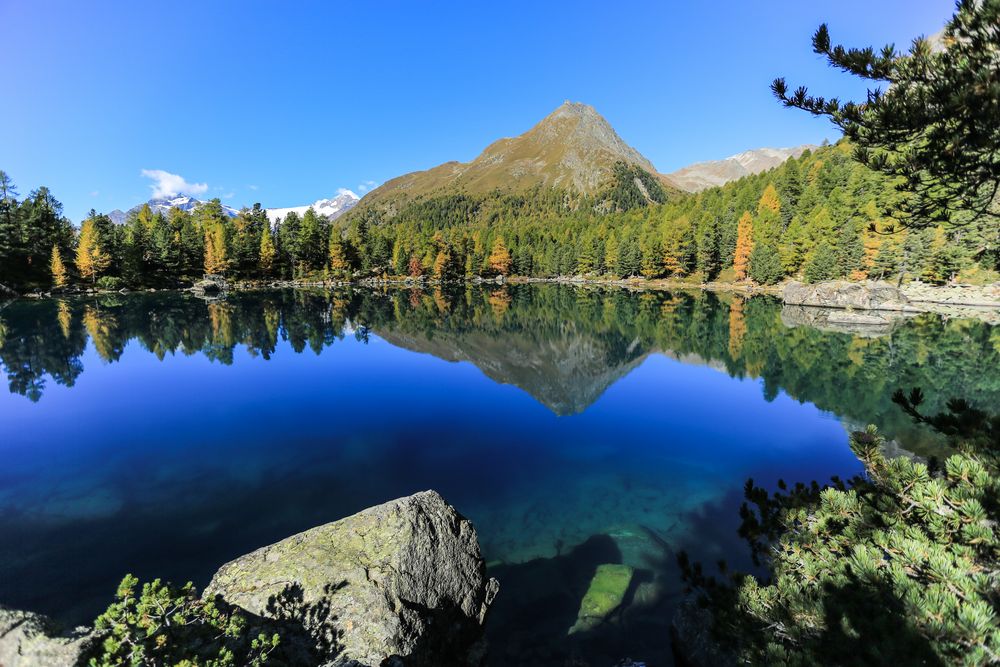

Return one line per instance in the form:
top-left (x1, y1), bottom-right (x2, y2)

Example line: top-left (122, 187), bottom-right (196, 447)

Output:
top-left (486, 527), bottom-right (689, 667)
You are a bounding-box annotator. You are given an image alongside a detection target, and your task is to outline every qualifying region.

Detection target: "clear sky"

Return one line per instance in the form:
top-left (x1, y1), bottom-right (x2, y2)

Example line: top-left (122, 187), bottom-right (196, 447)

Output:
top-left (1, 0), bottom-right (953, 222)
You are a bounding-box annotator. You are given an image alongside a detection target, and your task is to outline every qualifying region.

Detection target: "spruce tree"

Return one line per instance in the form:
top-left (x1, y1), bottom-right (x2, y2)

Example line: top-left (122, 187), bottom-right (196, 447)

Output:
top-left (749, 242), bottom-right (783, 285)
top-left (804, 240), bottom-right (839, 283)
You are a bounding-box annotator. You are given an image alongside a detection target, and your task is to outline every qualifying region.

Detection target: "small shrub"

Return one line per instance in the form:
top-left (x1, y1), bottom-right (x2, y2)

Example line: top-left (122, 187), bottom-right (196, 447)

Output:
top-left (95, 276), bottom-right (123, 291)
top-left (87, 575), bottom-right (280, 667)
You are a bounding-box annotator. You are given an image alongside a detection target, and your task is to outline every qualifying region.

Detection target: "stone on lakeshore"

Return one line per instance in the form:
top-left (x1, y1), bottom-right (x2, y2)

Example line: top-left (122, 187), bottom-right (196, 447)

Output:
top-left (782, 280), bottom-right (909, 311)
top-left (205, 490), bottom-right (499, 667)
top-left (0, 606), bottom-right (93, 667)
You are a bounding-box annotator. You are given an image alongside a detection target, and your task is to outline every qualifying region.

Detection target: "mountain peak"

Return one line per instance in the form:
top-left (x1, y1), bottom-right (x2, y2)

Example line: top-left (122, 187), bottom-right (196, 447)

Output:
top-left (549, 100), bottom-right (599, 119)
top-left (357, 102), bottom-right (661, 213)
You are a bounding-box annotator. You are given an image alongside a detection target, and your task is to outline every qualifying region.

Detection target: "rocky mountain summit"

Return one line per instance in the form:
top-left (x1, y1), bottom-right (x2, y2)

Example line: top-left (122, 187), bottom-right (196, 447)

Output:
top-left (0, 491), bottom-right (498, 667)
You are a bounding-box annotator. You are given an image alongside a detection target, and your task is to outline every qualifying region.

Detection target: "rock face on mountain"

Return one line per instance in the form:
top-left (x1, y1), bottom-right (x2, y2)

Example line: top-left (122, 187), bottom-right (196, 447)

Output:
top-left (206, 490), bottom-right (499, 667)
top-left (0, 606), bottom-right (93, 667)
top-left (357, 101), bottom-right (672, 217)
top-left (666, 145), bottom-right (814, 192)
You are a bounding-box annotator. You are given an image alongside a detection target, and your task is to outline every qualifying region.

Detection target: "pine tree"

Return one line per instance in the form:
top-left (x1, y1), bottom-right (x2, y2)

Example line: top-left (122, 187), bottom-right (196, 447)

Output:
top-left (835, 219), bottom-right (865, 279)
top-left (49, 245), bottom-right (68, 287)
top-left (259, 223), bottom-right (276, 274)
top-left (772, 0), bottom-right (1000, 225)
top-left (804, 240), bottom-right (839, 283)
top-left (733, 211), bottom-right (754, 281)
top-left (695, 213), bottom-right (721, 279)
top-left (0, 170), bottom-right (21, 284)
top-left (749, 242), bottom-right (783, 285)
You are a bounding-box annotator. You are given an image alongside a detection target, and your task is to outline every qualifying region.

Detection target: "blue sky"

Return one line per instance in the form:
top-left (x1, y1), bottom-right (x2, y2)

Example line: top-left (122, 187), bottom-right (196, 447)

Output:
top-left (1, 0), bottom-right (952, 222)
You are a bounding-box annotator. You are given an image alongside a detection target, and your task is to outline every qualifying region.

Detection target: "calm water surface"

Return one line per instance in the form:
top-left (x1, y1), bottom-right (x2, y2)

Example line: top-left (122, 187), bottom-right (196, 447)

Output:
top-left (1, 285), bottom-right (996, 665)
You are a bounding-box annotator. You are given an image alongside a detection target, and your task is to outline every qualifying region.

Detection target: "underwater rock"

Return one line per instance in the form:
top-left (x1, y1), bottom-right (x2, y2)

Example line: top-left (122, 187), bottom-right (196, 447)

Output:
top-left (0, 606), bottom-right (93, 667)
top-left (568, 563), bottom-right (634, 634)
top-left (205, 490), bottom-right (499, 667)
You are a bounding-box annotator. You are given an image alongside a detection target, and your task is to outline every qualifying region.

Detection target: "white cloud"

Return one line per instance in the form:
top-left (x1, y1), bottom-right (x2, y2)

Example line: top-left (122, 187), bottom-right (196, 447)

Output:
top-left (140, 169), bottom-right (209, 199)
top-left (336, 187), bottom-right (359, 198)
top-left (89, 190), bottom-right (100, 197)
top-left (248, 184), bottom-right (259, 191)
top-left (223, 192), bottom-right (235, 199)
top-left (357, 180), bottom-right (377, 193)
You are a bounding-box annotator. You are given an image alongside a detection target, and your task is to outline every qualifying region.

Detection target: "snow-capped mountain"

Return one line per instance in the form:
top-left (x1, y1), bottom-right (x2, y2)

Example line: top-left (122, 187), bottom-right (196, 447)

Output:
top-left (108, 195), bottom-right (239, 224)
top-left (265, 191), bottom-right (360, 224)
top-left (666, 145), bottom-right (816, 192)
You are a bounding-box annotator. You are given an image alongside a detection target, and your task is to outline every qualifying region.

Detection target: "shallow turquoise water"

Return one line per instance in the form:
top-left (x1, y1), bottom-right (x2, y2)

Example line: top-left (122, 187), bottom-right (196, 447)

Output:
top-left (1, 286), bottom-right (996, 665)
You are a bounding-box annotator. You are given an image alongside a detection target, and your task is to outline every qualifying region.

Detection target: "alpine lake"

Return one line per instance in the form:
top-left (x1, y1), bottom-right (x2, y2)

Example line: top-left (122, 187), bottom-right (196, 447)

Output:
top-left (1, 284), bottom-right (997, 666)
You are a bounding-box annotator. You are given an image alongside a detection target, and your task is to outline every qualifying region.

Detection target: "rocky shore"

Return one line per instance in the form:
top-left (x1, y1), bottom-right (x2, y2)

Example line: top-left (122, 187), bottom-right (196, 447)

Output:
top-left (0, 491), bottom-right (498, 667)
top-left (782, 279), bottom-right (1000, 326)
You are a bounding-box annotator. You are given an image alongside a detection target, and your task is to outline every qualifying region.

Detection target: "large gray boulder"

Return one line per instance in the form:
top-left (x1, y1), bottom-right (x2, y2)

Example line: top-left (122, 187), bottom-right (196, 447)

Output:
top-left (0, 606), bottom-right (93, 667)
top-left (191, 274), bottom-right (229, 295)
top-left (782, 280), bottom-right (910, 311)
top-left (205, 490), bottom-right (499, 667)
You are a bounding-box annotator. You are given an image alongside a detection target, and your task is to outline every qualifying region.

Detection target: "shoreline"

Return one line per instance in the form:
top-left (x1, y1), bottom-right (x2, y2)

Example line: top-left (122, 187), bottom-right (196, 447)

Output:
top-left (7, 275), bottom-right (999, 324)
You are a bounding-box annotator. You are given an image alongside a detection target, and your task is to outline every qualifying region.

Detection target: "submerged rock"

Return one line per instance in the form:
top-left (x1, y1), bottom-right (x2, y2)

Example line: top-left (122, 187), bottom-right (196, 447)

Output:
top-left (0, 606), bottom-right (93, 667)
top-left (205, 490), bottom-right (499, 666)
top-left (568, 563), bottom-right (634, 634)
top-left (783, 280), bottom-right (910, 311)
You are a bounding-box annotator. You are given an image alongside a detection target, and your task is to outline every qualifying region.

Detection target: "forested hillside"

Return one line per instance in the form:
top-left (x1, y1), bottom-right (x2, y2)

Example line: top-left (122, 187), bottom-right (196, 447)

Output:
top-left (1, 142), bottom-right (996, 293)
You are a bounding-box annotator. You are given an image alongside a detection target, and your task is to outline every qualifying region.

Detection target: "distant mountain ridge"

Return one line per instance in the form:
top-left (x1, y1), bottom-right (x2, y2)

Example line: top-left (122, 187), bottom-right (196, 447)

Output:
top-left (108, 195), bottom-right (240, 225)
top-left (107, 191), bottom-right (360, 226)
top-left (265, 191), bottom-right (359, 224)
top-left (666, 145), bottom-right (815, 192)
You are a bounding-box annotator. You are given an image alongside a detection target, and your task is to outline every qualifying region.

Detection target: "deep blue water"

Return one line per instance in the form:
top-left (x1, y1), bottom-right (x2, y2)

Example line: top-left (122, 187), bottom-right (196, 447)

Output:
top-left (1, 286), bottom-right (995, 665)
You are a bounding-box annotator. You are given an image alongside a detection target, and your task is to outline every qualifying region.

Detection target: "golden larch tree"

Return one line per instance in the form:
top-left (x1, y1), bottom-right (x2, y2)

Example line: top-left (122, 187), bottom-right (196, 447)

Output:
top-left (76, 218), bottom-right (110, 284)
top-left (329, 235), bottom-right (350, 275)
top-left (203, 223), bottom-right (229, 275)
top-left (50, 245), bottom-right (68, 287)
top-left (487, 237), bottom-right (513, 276)
top-left (733, 211), bottom-right (754, 281)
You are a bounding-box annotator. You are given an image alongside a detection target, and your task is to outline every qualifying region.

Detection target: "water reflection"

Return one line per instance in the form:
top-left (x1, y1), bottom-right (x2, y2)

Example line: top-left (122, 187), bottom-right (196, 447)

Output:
top-left (3, 285), bottom-right (997, 447)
